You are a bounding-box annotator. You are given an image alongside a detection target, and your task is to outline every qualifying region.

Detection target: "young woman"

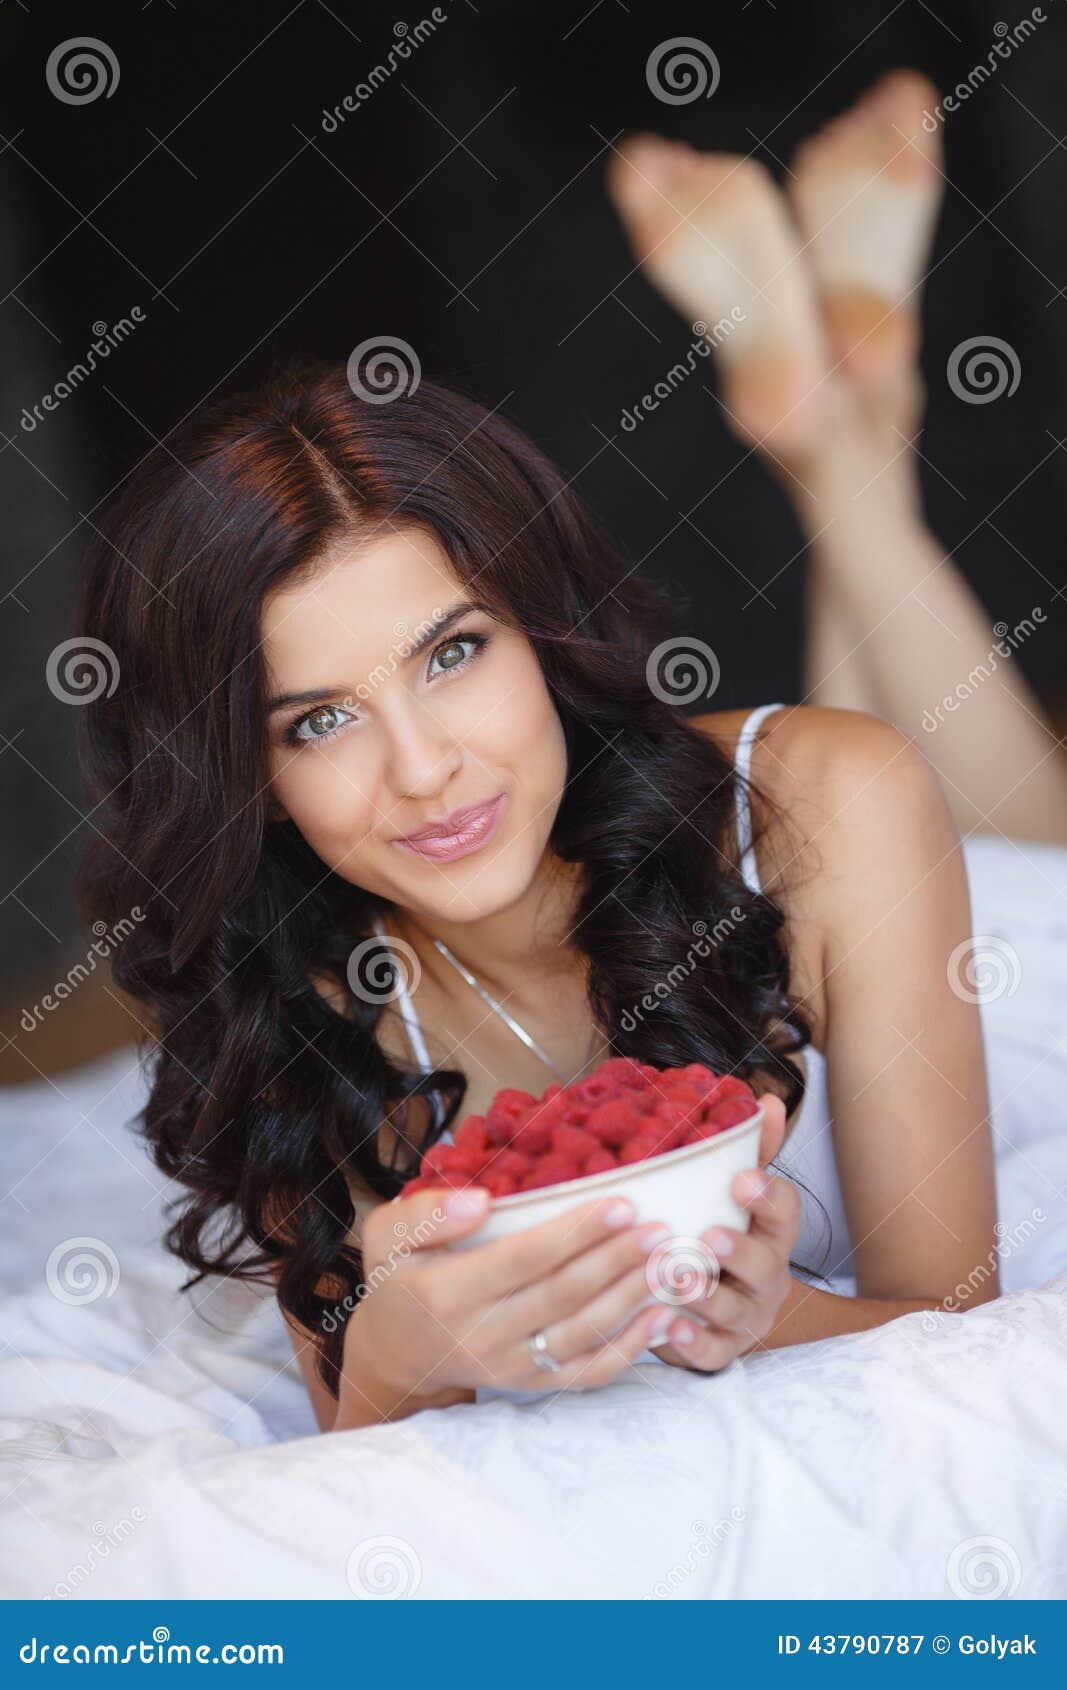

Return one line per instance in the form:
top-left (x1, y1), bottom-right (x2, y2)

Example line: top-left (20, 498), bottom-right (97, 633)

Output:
top-left (78, 72), bottom-right (1066, 1436)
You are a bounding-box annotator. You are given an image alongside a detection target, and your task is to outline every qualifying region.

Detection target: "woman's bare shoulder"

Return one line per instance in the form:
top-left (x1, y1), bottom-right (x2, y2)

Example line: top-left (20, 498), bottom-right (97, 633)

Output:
top-left (690, 706), bottom-right (945, 1039)
top-left (690, 704), bottom-right (930, 838)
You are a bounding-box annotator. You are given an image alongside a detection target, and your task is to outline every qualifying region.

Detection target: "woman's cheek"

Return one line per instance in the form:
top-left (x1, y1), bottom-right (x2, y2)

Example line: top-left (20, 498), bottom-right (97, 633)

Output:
top-left (279, 749), bottom-right (377, 862)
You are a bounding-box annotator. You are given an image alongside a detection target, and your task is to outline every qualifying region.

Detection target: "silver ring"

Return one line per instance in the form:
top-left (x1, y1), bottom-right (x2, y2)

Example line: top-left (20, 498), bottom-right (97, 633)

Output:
top-left (528, 1329), bottom-right (562, 1373)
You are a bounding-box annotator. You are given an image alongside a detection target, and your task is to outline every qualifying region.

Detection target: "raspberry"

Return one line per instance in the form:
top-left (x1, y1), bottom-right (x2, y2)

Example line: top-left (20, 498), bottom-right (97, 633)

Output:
top-left (454, 1115), bottom-right (489, 1155)
top-left (584, 1146), bottom-right (619, 1174)
top-left (618, 1132), bottom-right (662, 1165)
top-left (598, 1058), bottom-right (648, 1092)
top-left (520, 1152), bottom-right (582, 1190)
top-left (561, 1100), bottom-right (591, 1128)
top-left (586, 1098), bottom-right (641, 1147)
top-left (716, 1075), bottom-right (756, 1103)
top-left (489, 1149), bottom-right (533, 1181)
top-left (573, 1070), bottom-right (619, 1106)
top-left (398, 1058), bottom-right (750, 1198)
top-left (551, 1124), bottom-right (598, 1160)
top-left (704, 1095), bottom-right (757, 1131)
top-left (678, 1063), bottom-right (717, 1090)
top-left (482, 1171), bottom-right (519, 1198)
top-left (486, 1088), bottom-right (537, 1144)
top-left (511, 1115), bottom-right (553, 1155)
top-left (421, 1141), bottom-right (454, 1178)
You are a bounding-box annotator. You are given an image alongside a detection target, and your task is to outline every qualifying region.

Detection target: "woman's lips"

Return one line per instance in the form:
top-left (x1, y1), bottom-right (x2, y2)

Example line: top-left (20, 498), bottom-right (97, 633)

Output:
top-left (394, 793), bottom-right (507, 862)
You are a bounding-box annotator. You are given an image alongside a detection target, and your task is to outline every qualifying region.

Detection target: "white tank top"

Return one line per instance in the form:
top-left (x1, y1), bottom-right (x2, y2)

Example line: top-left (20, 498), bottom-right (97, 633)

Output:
top-left (372, 703), bottom-right (856, 1295)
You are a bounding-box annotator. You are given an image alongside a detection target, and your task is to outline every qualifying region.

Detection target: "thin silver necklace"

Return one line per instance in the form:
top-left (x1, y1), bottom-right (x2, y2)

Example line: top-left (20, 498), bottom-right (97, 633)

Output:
top-left (432, 936), bottom-right (604, 1086)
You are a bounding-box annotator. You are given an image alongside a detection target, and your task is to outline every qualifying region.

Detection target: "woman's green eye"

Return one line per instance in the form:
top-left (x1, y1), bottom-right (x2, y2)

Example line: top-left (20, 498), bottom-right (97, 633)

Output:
top-left (433, 639), bottom-right (467, 672)
top-left (298, 705), bottom-right (345, 740)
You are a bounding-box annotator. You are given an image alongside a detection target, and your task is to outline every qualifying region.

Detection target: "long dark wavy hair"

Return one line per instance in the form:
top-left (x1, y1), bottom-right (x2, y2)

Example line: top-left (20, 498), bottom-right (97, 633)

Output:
top-left (77, 361), bottom-right (817, 1398)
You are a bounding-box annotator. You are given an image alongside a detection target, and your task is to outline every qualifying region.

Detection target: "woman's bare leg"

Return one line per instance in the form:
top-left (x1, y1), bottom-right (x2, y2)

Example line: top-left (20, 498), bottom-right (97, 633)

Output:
top-left (607, 73), bottom-right (1067, 844)
top-left (788, 72), bottom-right (1067, 844)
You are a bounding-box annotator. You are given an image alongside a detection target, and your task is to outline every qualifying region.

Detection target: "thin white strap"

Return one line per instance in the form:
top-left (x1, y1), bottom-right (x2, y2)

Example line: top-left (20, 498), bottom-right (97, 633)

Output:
top-left (734, 703), bottom-right (785, 895)
top-left (371, 916), bottom-right (452, 1138)
top-left (372, 915), bottom-right (433, 1072)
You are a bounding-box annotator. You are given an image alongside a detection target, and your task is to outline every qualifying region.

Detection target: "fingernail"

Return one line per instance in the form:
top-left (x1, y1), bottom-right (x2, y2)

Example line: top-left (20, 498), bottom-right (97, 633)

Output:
top-left (740, 1172), bottom-right (769, 1205)
top-left (603, 1197), bottom-right (636, 1228)
top-left (673, 1322), bottom-right (697, 1347)
top-left (638, 1223), bottom-right (671, 1253)
top-left (650, 1307), bottom-right (675, 1338)
top-left (706, 1229), bottom-right (735, 1258)
top-left (446, 1188), bottom-right (489, 1218)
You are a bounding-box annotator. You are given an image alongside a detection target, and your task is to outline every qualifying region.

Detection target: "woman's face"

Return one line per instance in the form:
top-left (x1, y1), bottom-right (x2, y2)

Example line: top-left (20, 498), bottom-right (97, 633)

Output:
top-left (262, 525), bottom-right (569, 923)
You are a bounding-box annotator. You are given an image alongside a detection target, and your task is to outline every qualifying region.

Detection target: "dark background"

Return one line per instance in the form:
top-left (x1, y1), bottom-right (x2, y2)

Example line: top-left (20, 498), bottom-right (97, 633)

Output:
top-left (2, 0), bottom-right (1065, 1074)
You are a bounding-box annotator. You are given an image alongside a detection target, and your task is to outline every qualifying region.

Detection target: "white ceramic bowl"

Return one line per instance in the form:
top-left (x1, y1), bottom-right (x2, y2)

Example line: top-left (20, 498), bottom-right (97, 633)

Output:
top-left (447, 1104), bottom-right (763, 1302)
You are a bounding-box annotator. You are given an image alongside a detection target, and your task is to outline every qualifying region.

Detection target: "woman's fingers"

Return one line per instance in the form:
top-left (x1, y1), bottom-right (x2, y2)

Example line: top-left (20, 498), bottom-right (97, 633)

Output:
top-left (371, 1183), bottom-right (492, 1252)
top-left (448, 1192), bottom-right (644, 1299)
top-left (756, 1091), bottom-right (788, 1167)
top-left (523, 1258), bottom-right (673, 1361)
top-left (652, 1315), bottom-right (740, 1373)
top-left (506, 1220), bottom-right (672, 1332)
top-left (525, 1298), bottom-right (675, 1395)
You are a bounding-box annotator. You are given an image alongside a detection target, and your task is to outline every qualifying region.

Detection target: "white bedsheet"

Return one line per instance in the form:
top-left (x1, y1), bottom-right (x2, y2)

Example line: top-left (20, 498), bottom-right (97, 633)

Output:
top-left (2, 1045), bottom-right (1066, 1601)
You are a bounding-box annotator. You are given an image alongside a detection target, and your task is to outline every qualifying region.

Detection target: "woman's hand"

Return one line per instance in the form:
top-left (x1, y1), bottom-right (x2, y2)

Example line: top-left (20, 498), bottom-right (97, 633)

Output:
top-left (652, 1093), bottom-right (801, 1373)
top-left (335, 1185), bottom-right (684, 1426)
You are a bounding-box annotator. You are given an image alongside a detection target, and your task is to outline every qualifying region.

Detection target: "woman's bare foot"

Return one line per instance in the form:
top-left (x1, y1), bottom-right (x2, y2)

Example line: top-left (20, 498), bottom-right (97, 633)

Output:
top-left (606, 138), bottom-right (827, 457)
top-left (789, 70), bottom-right (943, 395)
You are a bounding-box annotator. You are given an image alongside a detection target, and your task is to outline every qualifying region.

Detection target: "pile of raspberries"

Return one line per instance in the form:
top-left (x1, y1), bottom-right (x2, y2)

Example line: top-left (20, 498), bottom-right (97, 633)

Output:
top-left (400, 1056), bottom-right (759, 1199)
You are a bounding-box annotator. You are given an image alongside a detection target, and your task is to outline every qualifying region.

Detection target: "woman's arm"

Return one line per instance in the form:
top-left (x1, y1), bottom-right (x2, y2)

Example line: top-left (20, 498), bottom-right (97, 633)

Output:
top-left (751, 707), bottom-right (1000, 1338)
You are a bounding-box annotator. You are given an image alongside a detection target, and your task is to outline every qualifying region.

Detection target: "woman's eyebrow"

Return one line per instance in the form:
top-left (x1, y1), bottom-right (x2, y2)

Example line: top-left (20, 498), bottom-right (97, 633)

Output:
top-left (267, 600), bottom-right (478, 713)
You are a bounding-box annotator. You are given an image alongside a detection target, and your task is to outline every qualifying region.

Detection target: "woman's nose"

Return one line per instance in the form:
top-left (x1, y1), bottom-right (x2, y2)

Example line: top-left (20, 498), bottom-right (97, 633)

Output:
top-left (382, 702), bottom-right (463, 799)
